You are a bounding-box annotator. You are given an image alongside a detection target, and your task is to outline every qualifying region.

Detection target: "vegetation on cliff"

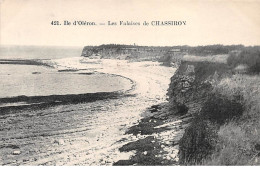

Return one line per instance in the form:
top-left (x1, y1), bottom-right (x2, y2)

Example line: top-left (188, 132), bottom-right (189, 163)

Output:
top-left (111, 44), bottom-right (260, 166)
top-left (81, 44), bottom-right (258, 65)
top-left (169, 46), bottom-right (260, 165)
top-left (227, 47), bottom-right (260, 74)
top-left (203, 74), bottom-right (260, 165)
top-left (179, 93), bottom-right (244, 165)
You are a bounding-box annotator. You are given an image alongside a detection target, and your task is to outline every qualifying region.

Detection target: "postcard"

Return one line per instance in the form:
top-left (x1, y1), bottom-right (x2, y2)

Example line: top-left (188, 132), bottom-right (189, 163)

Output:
top-left (0, 0), bottom-right (260, 167)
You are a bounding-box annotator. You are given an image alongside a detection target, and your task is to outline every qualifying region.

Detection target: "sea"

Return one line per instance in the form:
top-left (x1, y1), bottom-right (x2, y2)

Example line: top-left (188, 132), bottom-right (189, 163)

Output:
top-left (0, 45), bottom-right (83, 60)
top-left (0, 45), bottom-right (132, 99)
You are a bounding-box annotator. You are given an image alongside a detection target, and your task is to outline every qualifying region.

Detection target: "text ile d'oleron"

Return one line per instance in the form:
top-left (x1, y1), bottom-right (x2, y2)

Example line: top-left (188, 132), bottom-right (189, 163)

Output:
top-left (51, 20), bottom-right (187, 26)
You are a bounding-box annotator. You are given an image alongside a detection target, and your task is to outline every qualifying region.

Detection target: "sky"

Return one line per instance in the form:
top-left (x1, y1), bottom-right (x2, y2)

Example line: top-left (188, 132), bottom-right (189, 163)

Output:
top-left (0, 0), bottom-right (260, 46)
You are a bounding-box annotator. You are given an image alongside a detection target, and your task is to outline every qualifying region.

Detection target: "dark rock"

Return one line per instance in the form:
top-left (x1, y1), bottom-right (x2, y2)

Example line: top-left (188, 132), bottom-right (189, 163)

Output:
top-left (255, 144), bottom-right (260, 151)
top-left (32, 72), bottom-right (41, 74)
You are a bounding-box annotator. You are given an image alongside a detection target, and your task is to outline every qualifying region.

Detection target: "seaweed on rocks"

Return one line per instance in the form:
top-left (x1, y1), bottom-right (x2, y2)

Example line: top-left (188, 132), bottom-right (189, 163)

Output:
top-left (114, 102), bottom-right (181, 166)
top-left (126, 117), bottom-right (166, 135)
top-left (114, 136), bottom-right (175, 166)
top-left (0, 92), bottom-right (127, 114)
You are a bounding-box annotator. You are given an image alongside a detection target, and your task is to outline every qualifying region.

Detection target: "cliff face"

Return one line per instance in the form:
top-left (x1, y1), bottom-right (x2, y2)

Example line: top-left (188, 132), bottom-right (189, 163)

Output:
top-left (167, 61), bottom-right (243, 165)
top-left (166, 61), bottom-right (227, 117)
top-left (81, 45), bottom-right (186, 63)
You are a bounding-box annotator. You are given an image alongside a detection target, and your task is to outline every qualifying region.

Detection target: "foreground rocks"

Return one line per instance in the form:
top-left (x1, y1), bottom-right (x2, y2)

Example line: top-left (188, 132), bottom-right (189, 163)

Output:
top-left (114, 102), bottom-right (192, 165)
top-left (115, 61), bottom-right (244, 165)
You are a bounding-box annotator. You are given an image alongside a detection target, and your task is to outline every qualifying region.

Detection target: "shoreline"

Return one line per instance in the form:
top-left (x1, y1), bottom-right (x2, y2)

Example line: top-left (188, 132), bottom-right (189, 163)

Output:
top-left (0, 92), bottom-right (129, 114)
top-left (0, 58), bottom-right (135, 112)
top-left (98, 72), bottom-right (137, 94)
top-left (0, 57), bottom-right (176, 165)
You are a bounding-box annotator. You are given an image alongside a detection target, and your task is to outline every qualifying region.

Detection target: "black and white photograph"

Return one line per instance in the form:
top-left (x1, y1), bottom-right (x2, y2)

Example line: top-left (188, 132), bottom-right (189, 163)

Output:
top-left (0, 0), bottom-right (260, 167)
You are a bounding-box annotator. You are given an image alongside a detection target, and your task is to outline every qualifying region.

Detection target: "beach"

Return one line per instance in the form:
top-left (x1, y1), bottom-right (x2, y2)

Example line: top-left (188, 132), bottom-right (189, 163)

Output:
top-left (0, 57), bottom-right (176, 165)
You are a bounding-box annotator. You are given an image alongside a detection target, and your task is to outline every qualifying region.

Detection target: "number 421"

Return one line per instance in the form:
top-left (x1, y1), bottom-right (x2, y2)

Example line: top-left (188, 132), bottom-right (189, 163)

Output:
top-left (51, 21), bottom-right (61, 25)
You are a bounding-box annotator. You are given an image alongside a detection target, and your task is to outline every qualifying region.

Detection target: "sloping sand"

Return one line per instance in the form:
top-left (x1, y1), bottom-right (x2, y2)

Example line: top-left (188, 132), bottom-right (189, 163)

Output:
top-left (0, 57), bottom-right (176, 165)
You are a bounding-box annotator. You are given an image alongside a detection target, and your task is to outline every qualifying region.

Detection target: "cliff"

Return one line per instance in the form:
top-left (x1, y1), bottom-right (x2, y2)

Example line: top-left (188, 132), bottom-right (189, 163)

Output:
top-left (82, 45), bottom-right (190, 66)
top-left (167, 61), bottom-right (232, 116)
top-left (166, 47), bottom-right (260, 165)
top-left (82, 45), bottom-right (168, 60)
top-left (114, 60), bottom-right (247, 165)
top-left (81, 44), bottom-right (245, 60)
top-left (81, 44), bottom-right (245, 67)
top-left (166, 61), bottom-right (244, 165)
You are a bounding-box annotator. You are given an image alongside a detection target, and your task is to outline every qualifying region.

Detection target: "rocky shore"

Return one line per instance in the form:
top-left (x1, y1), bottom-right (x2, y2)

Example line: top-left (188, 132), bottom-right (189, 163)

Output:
top-left (114, 60), bottom-right (246, 165)
top-left (113, 102), bottom-right (192, 165)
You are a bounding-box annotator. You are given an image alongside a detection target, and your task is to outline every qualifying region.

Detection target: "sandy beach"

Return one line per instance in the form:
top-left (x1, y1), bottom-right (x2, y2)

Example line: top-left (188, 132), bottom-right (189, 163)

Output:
top-left (0, 57), bottom-right (176, 165)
